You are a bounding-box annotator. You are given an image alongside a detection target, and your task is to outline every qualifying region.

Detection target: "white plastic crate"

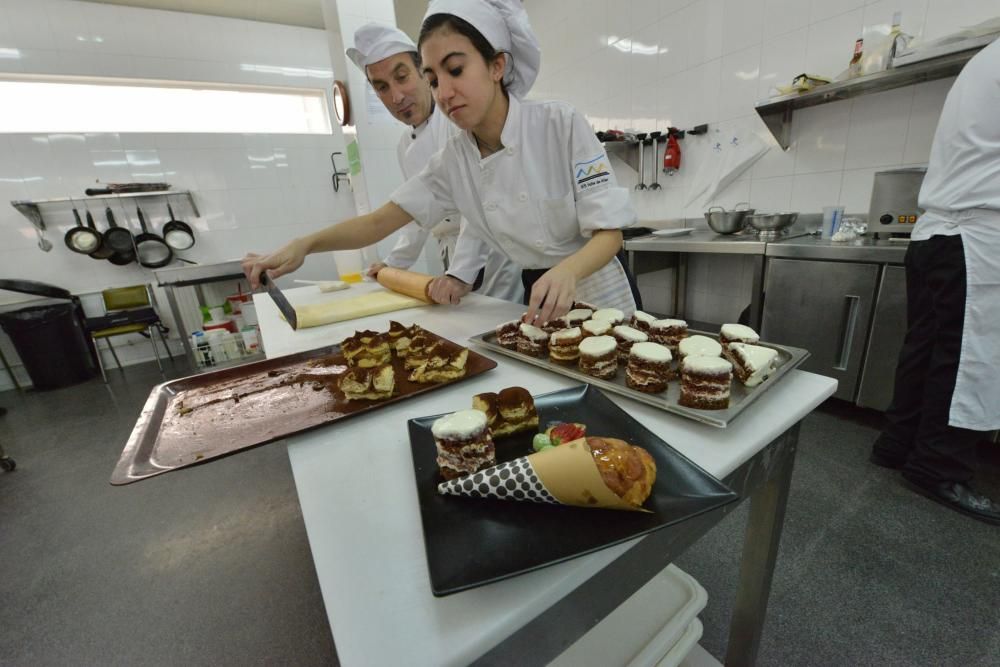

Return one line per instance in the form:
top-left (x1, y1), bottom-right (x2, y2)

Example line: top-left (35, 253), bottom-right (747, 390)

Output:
top-left (549, 564), bottom-right (708, 667)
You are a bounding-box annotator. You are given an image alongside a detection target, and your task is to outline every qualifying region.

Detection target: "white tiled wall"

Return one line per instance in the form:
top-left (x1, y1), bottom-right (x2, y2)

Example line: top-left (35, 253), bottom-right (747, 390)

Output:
top-left (0, 0), bottom-right (355, 389)
top-left (527, 0), bottom-right (998, 323)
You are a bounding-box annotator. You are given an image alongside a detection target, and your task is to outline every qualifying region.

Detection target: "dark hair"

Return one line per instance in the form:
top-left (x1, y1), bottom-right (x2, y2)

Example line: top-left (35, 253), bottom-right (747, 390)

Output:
top-left (418, 13), bottom-right (508, 92)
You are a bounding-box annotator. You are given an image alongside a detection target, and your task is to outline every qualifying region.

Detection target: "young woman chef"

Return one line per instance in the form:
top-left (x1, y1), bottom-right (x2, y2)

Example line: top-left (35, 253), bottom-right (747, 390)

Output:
top-left (242, 0), bottom-right (639, 325)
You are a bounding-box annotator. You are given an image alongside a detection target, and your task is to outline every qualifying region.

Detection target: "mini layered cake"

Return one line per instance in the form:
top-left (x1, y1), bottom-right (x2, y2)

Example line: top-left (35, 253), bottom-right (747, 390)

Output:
top-left (549, 326), bottom-right (583, 364)
top-left (516, 323), bottom-right (550, 357)
top-left (431, 408), bottom-right (496, 480)
top-left (408, 340), bottom-right (469, 383)
top-left (612, 325), bottom-right (648, 361)
top-left (579, 335), bottom-right (619, 379)
top-left (338, 364), bottom-right (395, 401)
top-left (563, 308), bottom-right (593, 327)
top-left (340, 330), bottom-right (391, 368)
top-left (391, 323), bottom-right (426, 357)
top-left (581, 318), bottom-right (612, 337)
top-left (649, 318), bottom-right (688, 351)
top-left (719, 323), bottom-right (760, 359)
top-left (573, 300), bottom-right (600, 312)
top-left (592, 308), bottom-right (625, 327)
top-left (472, 386), bottom-right (539, 437)
top-left (496, 320), bottom-right (521, 350)
top-left (630, 310), bottom-right (656, 332)
top-left (677, 334), bottom-right (723, 360)
top-left (678, 356), bottom-right (733, 410)
top-left (729, 342), bottom-right (779, 387)
top-left (541, 317), bottom-right (570, 334)
top-left (626, 342), bottom-right (674, 393)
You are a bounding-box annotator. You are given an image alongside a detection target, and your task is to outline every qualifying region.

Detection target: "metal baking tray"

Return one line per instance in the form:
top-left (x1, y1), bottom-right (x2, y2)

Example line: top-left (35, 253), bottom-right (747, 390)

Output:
top-left (111, 331), bottom-right (497, 485)
top-left (468, 329), bottom-right (808, 428)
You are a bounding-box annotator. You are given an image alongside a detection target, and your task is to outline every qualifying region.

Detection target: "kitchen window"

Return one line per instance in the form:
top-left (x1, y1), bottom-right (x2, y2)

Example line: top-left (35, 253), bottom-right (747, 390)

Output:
top-left (0, 75), bottom-right (332, 134)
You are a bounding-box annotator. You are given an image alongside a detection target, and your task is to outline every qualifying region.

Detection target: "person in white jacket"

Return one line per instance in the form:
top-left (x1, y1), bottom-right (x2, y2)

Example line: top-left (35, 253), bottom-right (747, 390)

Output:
top-left (870, 39), bottom-right (1000, 525)
top-left (243, 0), bottom-right (639, 325)
top-left (347, 23), bottom-right (522, 303)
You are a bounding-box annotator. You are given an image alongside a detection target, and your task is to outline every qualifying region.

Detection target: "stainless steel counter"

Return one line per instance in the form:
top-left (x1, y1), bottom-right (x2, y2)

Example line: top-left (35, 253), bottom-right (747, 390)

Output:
top-left (766, 236), bottom-right (908, 263)
top-left (625, 230), bottom-right (767, 254)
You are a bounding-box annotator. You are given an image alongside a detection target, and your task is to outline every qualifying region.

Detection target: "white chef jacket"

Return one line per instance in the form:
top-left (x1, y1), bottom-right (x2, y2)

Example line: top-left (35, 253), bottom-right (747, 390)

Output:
top-left (384, 105), bottom-right (522, 302)
top-left (391, 95), bottom-right (637, 312)
top-left (911, 38), bottom-right (1000, 431)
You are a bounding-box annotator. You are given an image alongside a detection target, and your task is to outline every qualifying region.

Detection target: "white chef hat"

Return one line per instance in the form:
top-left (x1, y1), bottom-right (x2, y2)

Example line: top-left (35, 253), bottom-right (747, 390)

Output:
top-left (422, 0), bottom-right (540, 98)
top-left (346, 23), bottom-right (418, 73)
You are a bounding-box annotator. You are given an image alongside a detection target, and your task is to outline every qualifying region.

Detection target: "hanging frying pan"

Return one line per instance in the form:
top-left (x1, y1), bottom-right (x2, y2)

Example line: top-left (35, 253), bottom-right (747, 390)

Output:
top-left (133, 204), bottom-right (173, 268)
top-left (162, 202), bottom-right (195, 251)
top-left (85, 209), bottom-right (115, 260)
top-left (103, 207), bottom-right (136, 265)
top-left (64, 208), bottom-right (102, 255)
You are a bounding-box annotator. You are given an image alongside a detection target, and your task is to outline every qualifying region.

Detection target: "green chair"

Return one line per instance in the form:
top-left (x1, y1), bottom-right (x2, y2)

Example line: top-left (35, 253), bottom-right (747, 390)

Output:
top-left (87, 285), bottom-right (172, 383)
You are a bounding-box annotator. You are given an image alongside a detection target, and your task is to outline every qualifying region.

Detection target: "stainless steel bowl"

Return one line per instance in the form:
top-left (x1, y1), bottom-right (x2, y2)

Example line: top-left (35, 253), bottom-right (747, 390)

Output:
top-left (704, 205), bottom-right (755, 235)
top-left (747, 212), bottom-right (798, 232)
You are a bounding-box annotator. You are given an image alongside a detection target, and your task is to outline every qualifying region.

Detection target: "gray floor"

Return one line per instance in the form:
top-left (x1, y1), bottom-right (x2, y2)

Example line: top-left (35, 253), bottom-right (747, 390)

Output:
top-left (1, 361), bottom-right (998, 666)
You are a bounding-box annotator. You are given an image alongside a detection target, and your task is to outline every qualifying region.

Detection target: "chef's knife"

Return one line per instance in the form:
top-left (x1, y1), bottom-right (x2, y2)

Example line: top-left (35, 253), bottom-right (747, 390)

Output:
top-left (260, 272), bottom-right (298, 330)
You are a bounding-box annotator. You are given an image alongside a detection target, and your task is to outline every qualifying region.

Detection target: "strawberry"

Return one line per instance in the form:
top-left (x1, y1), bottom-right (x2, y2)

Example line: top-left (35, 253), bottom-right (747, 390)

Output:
top-left (546, 422), bottom-right (587, 446)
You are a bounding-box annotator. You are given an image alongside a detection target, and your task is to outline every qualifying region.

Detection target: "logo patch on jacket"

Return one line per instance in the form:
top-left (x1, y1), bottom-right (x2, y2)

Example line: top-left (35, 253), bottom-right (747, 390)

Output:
top-left (574, 154), bottom-right (610, 190)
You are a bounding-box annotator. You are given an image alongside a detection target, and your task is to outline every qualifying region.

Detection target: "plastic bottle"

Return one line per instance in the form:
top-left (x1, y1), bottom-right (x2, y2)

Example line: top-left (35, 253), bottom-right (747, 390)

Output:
top-left (887, 12), bottom-right (912, 65)
top-left (848, 37), bottom-right (864, 78)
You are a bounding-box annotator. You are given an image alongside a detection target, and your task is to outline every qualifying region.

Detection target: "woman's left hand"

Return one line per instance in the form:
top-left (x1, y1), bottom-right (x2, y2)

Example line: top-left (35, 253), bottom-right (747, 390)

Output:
top-left (524, 264), bottom-right (576, 325)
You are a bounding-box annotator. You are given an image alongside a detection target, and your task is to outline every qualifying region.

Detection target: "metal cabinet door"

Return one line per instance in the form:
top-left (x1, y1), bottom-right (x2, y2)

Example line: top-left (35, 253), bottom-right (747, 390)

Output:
top-left (856, 265), bottom-right (907, 410)
top-left (761, 258), bottom-right (878, 401)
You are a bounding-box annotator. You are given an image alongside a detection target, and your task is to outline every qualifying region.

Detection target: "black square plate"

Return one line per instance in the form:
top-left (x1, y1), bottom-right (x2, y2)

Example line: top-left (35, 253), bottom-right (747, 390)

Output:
top-left (408, 384), bottom-right (739, 596)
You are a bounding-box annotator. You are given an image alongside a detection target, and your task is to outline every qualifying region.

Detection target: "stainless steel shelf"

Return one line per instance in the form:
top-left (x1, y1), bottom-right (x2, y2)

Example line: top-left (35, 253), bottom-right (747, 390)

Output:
top-left (11, 190), bottom-right (199, 230)
top-left (755, 46), bottom-right (986, 150)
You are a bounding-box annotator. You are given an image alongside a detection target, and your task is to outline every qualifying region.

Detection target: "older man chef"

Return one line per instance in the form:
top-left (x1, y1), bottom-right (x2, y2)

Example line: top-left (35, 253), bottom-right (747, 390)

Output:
top-left (347, 23), bottom-right (522, 303)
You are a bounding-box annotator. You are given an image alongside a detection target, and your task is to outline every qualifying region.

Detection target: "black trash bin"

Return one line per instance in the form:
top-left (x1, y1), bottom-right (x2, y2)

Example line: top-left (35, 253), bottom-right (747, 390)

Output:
top-left (0, 279), bottom-right (98, 390)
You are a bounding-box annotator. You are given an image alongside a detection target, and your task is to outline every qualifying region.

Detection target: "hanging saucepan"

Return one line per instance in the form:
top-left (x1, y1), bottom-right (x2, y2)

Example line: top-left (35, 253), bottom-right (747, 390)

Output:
top-left (133, 204), bottom-right (173, 268)
top-left (64, 207), bottom-right (102, 255)
top-left (85, 209), bottom-right (115, 260)
top-left (103, 207), bottom-right (136, 265)
top-left (162, 202), bottom-right (195, 251)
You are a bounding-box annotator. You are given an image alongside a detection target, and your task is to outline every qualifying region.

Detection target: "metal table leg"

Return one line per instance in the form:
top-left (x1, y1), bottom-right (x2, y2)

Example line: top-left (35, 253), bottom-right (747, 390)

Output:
top-left (472, 421), bottom-right (802, 666)
top-left (163, 285), bottom-right (196, 370)
top-left (0, 345), bottom-right (21, 392)
top-left (676, 253), bottom-right (688, 318)
top-left (748, 255), bottom-right (765, 331)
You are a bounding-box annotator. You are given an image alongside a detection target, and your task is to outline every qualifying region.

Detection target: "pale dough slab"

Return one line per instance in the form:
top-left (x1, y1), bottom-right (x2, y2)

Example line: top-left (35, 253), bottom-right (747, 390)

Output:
top-left (291, 289), bottom-right (428, 329)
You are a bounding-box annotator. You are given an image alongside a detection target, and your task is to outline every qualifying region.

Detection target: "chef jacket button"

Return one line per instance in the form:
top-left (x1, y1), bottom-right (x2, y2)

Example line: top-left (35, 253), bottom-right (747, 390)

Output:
top-left (518, 192), bottom-right (528, 202)
top-left (485, 202), bottom-right (497, 211)
top-left (506, 147), bottom-right (515, 155)
top-left (534, 239), bottom-right (544, 247)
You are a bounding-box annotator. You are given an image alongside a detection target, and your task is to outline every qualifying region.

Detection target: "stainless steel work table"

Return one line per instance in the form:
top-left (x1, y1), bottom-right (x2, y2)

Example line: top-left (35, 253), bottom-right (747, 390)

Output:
top-left (255, 285), bottom-right (838, 666)
top-left (765, 235), bottom-right (908, 263)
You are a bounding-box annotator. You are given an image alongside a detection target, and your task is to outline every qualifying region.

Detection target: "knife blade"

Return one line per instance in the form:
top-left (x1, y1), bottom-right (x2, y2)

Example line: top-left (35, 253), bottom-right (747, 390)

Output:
top-left (260, 272), bottom-right (298, 330)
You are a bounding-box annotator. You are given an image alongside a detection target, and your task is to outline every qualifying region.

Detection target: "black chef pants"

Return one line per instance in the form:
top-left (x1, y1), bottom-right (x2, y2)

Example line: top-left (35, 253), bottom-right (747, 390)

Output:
top-left (875, 235), bottom-right (979, 485)
top-left (519, 250), bottom-right (643, 310)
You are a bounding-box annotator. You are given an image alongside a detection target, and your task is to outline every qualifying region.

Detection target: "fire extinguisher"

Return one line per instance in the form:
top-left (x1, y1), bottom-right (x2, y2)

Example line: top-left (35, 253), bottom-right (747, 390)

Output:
top-left (663, 133), bottom-right (682, 175)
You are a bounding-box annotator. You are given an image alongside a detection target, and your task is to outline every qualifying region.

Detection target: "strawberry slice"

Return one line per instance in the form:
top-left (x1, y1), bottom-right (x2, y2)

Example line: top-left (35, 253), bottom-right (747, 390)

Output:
top-left (547, 422), bottom-right (587, 446)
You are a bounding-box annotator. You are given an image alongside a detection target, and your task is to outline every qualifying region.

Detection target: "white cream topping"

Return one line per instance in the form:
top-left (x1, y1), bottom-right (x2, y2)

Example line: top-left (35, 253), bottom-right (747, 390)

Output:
top-left (683, 356), bottom-right (733, 374)
top-left (730, 343), bottom-right (778, 387)
top-left (612, 325), bottom-right (648, 342)
top-left (519, 323), bottom-right (549, 341)
top-left (630, 341), bottom-right (672, 363)
top-left (564, 308), bottom-right (593, 321)
top-left (579, 335), bottom-right (617, 356)
top-left (652, 318), bottom-right (687, 329)
top-left (582, 319), bottom-right (611, 336)
top-left (720, 323), bottom-right (759, 342)
top-left (632, 310), bottom-right (655, 323)
top-left (592, 308), bottom-right (624, 322)
top-left (432, 409), bottom-right (487, 439)
top-left (551, 326), bottom-right (582, 343)
top-left (678, 335), bottom-right (722, 358)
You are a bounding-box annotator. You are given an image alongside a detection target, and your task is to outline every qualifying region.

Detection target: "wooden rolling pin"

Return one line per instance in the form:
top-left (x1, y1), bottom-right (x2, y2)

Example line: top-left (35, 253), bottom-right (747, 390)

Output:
top-left (375, 267), bottom-right (435, 304)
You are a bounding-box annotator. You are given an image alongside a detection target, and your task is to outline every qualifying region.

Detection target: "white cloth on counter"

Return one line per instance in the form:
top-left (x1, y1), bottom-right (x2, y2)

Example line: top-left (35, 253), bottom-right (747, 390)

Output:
top-left (685, 125), bottom-right (770, 208)
top-left (386, 105), bottom-right (522, 303)
top-left (390, 95), bottom-right (636, 312)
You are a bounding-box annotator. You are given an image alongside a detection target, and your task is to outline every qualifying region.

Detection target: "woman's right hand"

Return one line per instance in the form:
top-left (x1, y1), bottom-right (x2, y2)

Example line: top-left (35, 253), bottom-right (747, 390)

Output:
top-left (242, 238), bottom-right (308, 289)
